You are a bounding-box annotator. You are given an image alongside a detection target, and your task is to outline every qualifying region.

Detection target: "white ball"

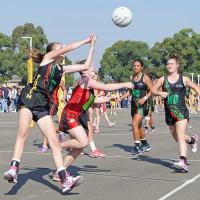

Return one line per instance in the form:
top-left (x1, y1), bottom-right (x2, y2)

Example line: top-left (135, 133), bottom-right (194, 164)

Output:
top-left (112, 7), bottom-right (133, 27)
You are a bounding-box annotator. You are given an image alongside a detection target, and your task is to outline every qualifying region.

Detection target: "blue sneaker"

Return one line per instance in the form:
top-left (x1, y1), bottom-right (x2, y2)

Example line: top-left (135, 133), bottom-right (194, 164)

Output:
top-left (132, 145), bottom-right (142, 155)
top-left (141, 143), bottom-right (151, 152)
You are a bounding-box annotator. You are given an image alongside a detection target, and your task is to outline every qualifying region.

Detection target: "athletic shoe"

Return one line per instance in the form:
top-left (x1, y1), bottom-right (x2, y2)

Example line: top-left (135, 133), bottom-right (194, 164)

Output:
top-left (58, 132), bottom-right (65, 143)
top-left (144, 126), bottom-right (149, 134)
top-left (189, 134), bottom-right (198, 153)
top-left (80, 150), bottom-right (87, 155)
top-left (151, 126), bottom-right (156, 134)
top-left (53, 171), bottom-right (83, 185)
top-left (4, 166), bottom-right (18, 183)
top-left (89, 149), bottom-right (106, 158)
top-left (141, 143), bottom-right (151, 152)
top-left (37, 145), bottom-right (48, 153)
top-left (61, 174), bottom-right (83, 193)
top-left (93, 124), bottom-right (96, 129)
top-left (109, 122), bottom-right (116, 127)
top-left (173, 159), bottom-right (188, 172)
top-left (132, 145), bottom-right (142, 155)
top-left (94, 128), bottom-right (100, 134)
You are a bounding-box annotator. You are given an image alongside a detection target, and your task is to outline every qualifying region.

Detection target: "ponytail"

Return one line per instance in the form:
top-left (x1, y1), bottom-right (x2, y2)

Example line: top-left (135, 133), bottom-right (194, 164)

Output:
top-left (30, 48), bottom-right (45, 64)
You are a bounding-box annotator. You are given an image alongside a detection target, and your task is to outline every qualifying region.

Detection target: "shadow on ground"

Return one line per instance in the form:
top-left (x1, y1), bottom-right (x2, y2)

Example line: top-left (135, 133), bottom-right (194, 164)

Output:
top-left (4, 164), bottom-right (111, 195)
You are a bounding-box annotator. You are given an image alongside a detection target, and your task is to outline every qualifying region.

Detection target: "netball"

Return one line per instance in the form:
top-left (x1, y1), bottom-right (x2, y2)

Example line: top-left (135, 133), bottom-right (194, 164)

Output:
top-left (112, 6), bottom-right (133, 27)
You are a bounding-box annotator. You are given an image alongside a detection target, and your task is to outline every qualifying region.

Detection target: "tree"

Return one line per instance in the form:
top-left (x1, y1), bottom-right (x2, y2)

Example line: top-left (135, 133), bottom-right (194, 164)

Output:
top-left (99, 40), bottom-right (150, 82)
top-left (0, 23), bottom-right (48, 84)
top-left (149, 28), bottom-right (200, 79)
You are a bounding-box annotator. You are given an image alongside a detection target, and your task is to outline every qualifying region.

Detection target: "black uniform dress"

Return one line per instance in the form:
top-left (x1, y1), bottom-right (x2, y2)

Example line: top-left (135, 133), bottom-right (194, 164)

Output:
top-left (131, 74), bottom-right (149, 117)
top-left (162, 74), bottom-right (189, 125)
top-left (19, 61), bottom-right (63, 122)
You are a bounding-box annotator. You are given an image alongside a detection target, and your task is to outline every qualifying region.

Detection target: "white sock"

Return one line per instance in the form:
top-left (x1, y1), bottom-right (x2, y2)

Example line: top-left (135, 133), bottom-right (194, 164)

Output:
top-left (57, 167), bottom-right (65, 172)
top-left (90, 141), bottom-right (97, 151)
top-left (12, 158), bottom-right (20, 163)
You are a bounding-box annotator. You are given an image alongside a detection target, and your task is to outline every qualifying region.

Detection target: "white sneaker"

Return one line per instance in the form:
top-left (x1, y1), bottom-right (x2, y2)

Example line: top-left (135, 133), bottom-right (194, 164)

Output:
top-left (109, 122), bottom-right (116, 127)
top-left (61, 174), bottom-right (83, 193)
top-left (173, 159), bottom-right (188, 172)
top-left (189, 134), bottom-right (198, 153)
top-left (4, 166), bottom-right (18, 183)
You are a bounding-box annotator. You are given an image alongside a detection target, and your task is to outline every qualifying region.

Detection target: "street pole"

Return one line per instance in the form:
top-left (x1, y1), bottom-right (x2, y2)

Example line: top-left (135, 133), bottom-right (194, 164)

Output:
top-left (20, 37), bottom-right (33, 85)
top-left (21, 36), bottom-right (32, 50)
top-left (189, 73), bottom-right (194, 83)
top-left (197, 74), bottom-right (200, 85)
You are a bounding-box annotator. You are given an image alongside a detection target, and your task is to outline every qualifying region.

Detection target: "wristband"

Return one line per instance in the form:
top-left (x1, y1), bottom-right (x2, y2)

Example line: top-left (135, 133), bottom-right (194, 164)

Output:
top-left (144, 96), bottom-right (148, 100)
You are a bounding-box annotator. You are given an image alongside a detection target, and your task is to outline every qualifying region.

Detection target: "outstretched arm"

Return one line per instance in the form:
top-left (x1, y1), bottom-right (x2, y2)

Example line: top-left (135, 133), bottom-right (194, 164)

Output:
top-left (45, 34), bottom-right (93, 61)
top-left (87, 79), bottom-right (134, 91)
top-left (62, 34), bottom-right (96, 74)
top-left (94, 96), bottom-right (111, 104)
top-left (120, 90), bottom-right (131, 101)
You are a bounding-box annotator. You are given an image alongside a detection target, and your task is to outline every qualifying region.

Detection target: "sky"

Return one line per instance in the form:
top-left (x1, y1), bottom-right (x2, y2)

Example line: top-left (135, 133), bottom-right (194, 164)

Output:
top-left (1, 0), bottom-right (200, 70)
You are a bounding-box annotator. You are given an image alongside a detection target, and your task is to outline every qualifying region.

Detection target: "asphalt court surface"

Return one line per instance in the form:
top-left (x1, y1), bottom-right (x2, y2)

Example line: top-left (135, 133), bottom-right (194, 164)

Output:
top-left (0, 109), bottom-right (200, 200)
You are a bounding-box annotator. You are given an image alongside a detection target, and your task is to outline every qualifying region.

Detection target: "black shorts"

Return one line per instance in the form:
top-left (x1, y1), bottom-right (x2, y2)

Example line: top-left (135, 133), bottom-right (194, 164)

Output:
top-left (18, 85), bottom-right (50, 122)
top-left (19, 85), bottom-right (50, 110)
top-left (19, 105), bottom-right (49, 122)
top-left (59, 110), bottom-right (89, 134)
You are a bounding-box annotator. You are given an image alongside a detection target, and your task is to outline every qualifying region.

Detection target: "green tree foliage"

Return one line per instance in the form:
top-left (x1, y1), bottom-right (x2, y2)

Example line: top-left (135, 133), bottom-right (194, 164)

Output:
top-left (149, 28), bottom-right (200, 79)
top-left (99, 29), bottom-right (200, 82)
top-left (0, 23), bottom-right (48, 84)
top-left (99, 40), bottom-right (150, 82)
top-left (0, 23), bottom-right (75, 86)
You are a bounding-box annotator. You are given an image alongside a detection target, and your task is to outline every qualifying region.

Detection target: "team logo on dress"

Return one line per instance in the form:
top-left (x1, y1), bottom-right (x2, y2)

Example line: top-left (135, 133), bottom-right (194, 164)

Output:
top-left (69, 119), bottom-right (75, 123)
top-left (175, 84), bottom-right (183, 88)
top-left (137, 83), bottom-right (144, 86)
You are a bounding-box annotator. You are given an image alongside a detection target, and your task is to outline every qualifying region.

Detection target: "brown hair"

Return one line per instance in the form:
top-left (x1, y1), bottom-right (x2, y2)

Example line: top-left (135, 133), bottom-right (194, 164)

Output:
top-left (29, 42), bottom-right (61, 64)
top-left (168, 53), bottom-right (180, 64)
top-left (75, 59), bottom-right (86, 65)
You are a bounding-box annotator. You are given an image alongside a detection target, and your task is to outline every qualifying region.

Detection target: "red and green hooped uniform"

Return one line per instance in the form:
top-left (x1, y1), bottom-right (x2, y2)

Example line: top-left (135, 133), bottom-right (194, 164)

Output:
top-left (162, 75), bottom-right (189, 125)
top-left (59, 84), bottom-right (95, 133)
top-left (131, 74), bottom-right (149, 117)
top-left (19, 61), bottom-right (63, 121)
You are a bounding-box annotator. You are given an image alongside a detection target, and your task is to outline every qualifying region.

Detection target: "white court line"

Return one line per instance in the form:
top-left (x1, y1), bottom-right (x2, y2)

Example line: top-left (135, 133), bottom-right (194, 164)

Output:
top-left (158, 173), bottom-right (200, 200)
top-left (1, 150), bottom-right (200, 162)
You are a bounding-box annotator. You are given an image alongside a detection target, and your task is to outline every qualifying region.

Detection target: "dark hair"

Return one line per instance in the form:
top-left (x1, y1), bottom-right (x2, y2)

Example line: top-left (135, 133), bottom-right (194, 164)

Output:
top-left (148, 72), bottom-right (158, 80)
top-left (30, 42), bottom-right (61, 64)
top-left (167, 53), bottom-right (180, 64)
top-left (75, 59), bottom-right (86, 65)
top-left (133, 59), bottom-right (144, 67)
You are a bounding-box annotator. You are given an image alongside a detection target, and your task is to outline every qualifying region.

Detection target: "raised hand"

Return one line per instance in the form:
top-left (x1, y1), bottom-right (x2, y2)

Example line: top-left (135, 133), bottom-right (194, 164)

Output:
top-left (86, 33), bottom-right (96, 43)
